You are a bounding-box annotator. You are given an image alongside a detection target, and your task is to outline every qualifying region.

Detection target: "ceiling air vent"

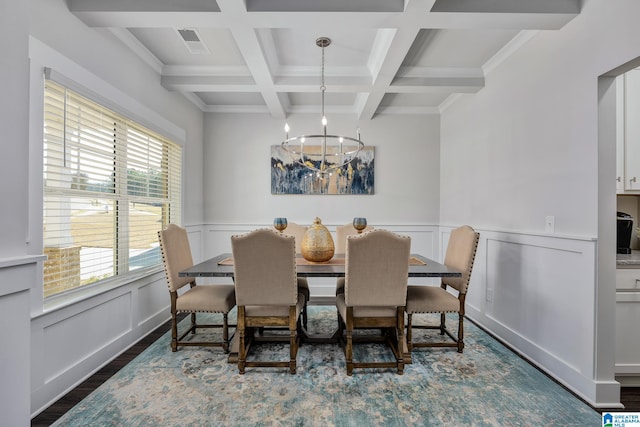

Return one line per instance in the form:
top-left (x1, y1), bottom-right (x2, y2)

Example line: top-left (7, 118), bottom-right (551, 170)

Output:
top-left (177, 28), bottom-right (210, 54)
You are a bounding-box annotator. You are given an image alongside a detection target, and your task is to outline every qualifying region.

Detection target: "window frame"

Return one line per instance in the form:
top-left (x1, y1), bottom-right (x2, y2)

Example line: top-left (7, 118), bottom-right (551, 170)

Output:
top-left (41, 76), bottom-right (182, 301)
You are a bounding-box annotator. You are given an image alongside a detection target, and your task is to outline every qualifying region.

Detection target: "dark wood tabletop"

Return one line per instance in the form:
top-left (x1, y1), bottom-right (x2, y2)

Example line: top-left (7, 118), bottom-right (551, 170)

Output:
top-left (180, 253), bottom-right (462, 278)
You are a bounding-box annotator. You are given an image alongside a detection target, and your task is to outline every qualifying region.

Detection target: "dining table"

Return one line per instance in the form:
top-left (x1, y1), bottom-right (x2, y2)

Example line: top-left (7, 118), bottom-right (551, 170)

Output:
top-left (180, 252), bottom-right (462, 364)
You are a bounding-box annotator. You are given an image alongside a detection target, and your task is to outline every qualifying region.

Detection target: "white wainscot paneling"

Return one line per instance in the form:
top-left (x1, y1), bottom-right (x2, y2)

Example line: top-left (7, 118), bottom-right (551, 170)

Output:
top-left (137, 276), bottom-right (170, 326)
top-left (459, 229), bottom-right (598, 404)
top-left (31, 272), bottom-right (171, 416)
top-left (0, 256), bottom-right (43, 427)
top-left (42, 293), bottom-right (132, 383)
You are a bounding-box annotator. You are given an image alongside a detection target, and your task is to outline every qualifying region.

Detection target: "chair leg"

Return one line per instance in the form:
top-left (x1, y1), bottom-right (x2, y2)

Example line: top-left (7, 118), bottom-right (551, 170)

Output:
top-left (457, 313), bottom-right (465, 353)
top-left (222, 313), bottom-right (229, 353)
top-left (406, 313), bottom-right (413, 352)
top-left (346, 329), bottom-right (353, 376)
top-left (289, 330), bottom-right (297, 374)
top-left (439, 312), bottom-right (446, 335)
top-left (171, 311), bottom-right (178, 352)
top-left (345, 307), bottom-right (354, 376)
top-left (289, 306), bottom-right (297, 374)
top-left (191, 312), bottom-right (197, 334)
top-left (238, 307), bottom-right (246, 374)
top-left (396, 308), bottom-right (405, 375)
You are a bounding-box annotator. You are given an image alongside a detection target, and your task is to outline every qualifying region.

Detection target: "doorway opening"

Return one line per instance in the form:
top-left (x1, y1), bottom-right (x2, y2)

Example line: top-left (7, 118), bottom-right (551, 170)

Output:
top-left (598, 57), bottom-right (640, 392)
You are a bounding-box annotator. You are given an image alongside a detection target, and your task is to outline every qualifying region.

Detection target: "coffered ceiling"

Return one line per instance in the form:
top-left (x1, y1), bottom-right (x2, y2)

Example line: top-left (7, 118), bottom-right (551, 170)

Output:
top-left (69, 0), bottom-right (580, 119)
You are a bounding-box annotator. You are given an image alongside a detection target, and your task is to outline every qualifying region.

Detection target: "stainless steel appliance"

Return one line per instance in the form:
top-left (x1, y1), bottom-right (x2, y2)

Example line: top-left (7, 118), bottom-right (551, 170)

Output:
top-left (617, 211), bottom-right (634, 254)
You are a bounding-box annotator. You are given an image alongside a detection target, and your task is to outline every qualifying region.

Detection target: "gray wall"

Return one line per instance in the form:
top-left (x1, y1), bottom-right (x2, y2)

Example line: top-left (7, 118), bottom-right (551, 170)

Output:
top-left (203, 113), bottom-right (440, 227)
top-left (439, 0), bottom-right (640, 408)
top-left (0, 1), bottom-right (33, 425)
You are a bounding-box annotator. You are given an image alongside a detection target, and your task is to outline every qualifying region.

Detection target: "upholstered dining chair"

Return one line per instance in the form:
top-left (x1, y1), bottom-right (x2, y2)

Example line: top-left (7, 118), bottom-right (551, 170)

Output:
top-left (231, 228), bottom-right (306, 374)
top-left (334, 223), bottom-right (375, 295)
top-left (158, 224), bottom-right (236, 353)
top-left (405, 225), bottom-right (479, 353)
top-left (336, 229), bottom-right (411, 375)
top-left (274, 221), bottom-right (310, 328)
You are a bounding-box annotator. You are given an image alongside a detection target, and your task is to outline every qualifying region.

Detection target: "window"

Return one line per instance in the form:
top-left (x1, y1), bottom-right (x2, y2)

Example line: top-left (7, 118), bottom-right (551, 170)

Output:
top-left (43, 80), bottom-right (181, 298)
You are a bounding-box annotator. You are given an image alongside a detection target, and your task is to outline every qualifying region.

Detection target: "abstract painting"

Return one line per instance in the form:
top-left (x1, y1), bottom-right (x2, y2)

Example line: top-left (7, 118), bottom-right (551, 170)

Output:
top-left (271, 145), bottom-right (374, 195)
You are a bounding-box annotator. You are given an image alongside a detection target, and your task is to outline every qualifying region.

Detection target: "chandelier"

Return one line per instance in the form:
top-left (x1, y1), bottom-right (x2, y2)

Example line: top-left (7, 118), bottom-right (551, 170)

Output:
top-left (281, 37), bottom-right (364, 177)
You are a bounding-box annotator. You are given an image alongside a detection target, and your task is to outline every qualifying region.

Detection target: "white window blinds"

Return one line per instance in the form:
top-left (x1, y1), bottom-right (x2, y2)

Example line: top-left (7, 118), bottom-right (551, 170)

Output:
top-left (43, 79), bottom-right (181, 298)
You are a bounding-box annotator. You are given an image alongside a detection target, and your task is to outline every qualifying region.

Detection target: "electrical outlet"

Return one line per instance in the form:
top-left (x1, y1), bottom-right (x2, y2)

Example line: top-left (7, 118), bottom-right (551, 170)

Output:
top-left (545, 216), bottom-right (555, 233)
top-left (486, 288), bottom-right (493, 302)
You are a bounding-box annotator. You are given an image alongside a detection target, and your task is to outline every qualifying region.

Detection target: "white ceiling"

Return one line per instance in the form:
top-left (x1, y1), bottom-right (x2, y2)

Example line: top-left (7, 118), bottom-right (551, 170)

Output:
top-left (69, 0), bottom-right (580, 119)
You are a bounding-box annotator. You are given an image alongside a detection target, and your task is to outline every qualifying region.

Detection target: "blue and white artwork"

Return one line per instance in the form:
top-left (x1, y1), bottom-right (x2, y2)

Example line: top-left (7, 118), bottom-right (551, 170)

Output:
top-left (271, 145), bottom-right (374, 195)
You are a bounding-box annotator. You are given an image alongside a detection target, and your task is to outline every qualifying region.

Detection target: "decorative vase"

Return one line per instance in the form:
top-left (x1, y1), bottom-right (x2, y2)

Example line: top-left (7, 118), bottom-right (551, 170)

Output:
top-left (301, 217), bottom-right (335, 262)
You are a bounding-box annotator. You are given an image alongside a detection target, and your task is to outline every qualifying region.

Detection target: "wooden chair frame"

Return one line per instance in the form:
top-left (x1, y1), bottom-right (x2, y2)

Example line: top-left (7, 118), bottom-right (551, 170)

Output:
top-left (169, 287), bottom-right (231, 353)
top-left (406, 290), bottom-right (466, 353)
top-left (237, 305), bottom-right (302, 374)
top-left (337, 306), bottom-right (406, 376)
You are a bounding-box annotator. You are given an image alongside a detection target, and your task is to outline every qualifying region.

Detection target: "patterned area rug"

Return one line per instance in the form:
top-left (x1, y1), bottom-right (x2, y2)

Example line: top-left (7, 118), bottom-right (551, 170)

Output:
top-left (53, 306), bottom-right (600, 426)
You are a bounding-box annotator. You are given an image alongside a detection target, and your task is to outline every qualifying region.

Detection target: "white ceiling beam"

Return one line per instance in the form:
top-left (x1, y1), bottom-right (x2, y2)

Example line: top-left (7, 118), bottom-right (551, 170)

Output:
top-left (108, 28), bottom-right (163, 74)
top-left (70, 8), bottom-right (577, 32)
top-left (162, 75), bottom-right (482, 94)
top-left (68, 0), bottom-right (220, 12)
top-left (245, 0), bottom-right (404, 13)
top-left (160, 76), bottom-right (257, 92)
top-left (215, 0), bottom-right (286, 119)
top-left (430, 0), bottom-right (579, 14)
top-left (358, 27), bottom-right (421, 120)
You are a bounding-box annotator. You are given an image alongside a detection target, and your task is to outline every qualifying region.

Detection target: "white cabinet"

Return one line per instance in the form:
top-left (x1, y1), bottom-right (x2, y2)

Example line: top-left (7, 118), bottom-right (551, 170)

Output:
top-left (616, 268), bottom-right (640, 377)
top-left (624, 70), bottom-right (640, 191)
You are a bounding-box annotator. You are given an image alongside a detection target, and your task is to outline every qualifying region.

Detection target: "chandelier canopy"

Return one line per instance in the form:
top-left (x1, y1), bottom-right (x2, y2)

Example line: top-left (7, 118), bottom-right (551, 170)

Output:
top-left (281, 37), bottom-right (364, 177)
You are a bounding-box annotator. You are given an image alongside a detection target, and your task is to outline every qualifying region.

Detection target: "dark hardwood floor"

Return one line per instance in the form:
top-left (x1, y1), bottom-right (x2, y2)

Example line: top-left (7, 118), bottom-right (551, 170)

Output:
top-left (31, 315), bottom-right (640, 425)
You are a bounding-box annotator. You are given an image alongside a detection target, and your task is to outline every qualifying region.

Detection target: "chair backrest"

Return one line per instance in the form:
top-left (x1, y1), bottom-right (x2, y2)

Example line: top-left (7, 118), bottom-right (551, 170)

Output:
top-left (344, 229), bottom-right (411, 307)
top-left (335, 223), bottom-right (374, 254)
top-left (231, 228), bottom-right (298, 306)
top-left (274, 222), bottom-right (307, 253)
top-left (442, 225), bottom-right (480, 294)
top-left (158, 224), bottom-right (194, 292)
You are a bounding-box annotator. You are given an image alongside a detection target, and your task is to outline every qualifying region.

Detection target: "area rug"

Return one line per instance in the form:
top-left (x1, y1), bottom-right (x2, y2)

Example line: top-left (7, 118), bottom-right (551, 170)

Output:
top-left (52, 306), bottom-right (601, 426)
